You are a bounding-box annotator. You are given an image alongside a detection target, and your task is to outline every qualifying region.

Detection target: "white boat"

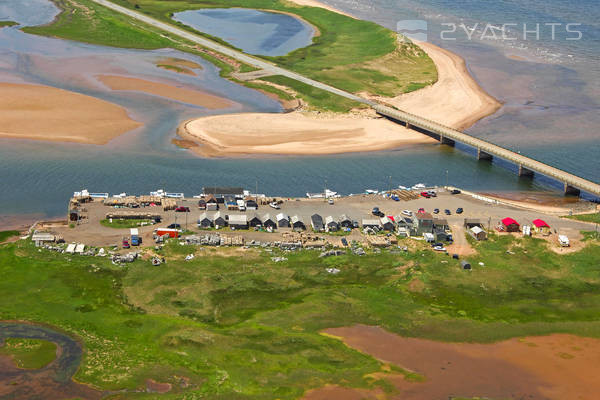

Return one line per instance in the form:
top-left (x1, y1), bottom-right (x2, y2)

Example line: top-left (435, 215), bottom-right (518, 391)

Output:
top-left (89, 193), bottom-right (109, 198)
top-left (269, 202), bottom-right (280, 209)
top-left (398, 185), bottom-right (408, 190)
top-left (113, 193), bottom-right (127, 198)
top-left (306, 189), bottom-right (338, 199)
top-left (165, 192), bottom-right (184, 199)
top-left (365, 189), bottom-right (378, 194)
top-left (150, 189), bottom-right (166, 197)
top-left (412, 183), bottom-right (426, 190)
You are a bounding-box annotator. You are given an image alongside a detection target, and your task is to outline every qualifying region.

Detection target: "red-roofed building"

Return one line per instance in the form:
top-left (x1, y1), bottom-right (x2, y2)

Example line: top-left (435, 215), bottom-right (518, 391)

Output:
top-left (532, 219), bottom-right (551, 235)
top-left (501, 217), bottom-right (520, 232)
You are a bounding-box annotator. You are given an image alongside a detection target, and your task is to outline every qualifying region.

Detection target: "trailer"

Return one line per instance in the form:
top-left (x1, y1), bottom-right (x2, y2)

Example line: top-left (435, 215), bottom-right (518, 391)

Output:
top-left (154, 228), bottom-right (179, 238)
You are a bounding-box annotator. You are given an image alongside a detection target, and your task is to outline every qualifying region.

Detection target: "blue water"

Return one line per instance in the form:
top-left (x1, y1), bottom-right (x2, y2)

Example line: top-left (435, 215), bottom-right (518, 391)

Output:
top-left (324, 0), bottom-right (600, 183)
top-left (173, 8), bottom-right (315, 56)
top-left (0, 0), bottom-right (598, 222)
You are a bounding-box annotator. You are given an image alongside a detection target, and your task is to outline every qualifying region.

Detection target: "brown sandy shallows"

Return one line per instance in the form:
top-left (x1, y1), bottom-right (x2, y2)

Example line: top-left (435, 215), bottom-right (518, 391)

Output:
top-left (97, 75), bottom-right (234, 109)
top-left (156, 57), bottom-right (203, 76)
top-left (178, 111), bottom-right (436, 157)
top-left (0, 83), bottom-right (142, 144)
top-left (308, 325), bottom-right (600, 400)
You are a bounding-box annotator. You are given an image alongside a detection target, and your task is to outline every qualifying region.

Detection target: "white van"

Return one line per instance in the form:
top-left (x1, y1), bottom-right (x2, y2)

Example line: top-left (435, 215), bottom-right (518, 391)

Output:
top-left (237, 199), bottom-right (246, 211)
top-left (558, 235), bottom-right (570, 247)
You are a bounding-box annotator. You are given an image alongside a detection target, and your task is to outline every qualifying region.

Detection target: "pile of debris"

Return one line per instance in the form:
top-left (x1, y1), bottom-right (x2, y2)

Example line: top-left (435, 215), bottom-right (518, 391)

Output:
top-left (319, 250), bottom-right (345, 258)
top-left (111, 252), bottom-right (138, 265)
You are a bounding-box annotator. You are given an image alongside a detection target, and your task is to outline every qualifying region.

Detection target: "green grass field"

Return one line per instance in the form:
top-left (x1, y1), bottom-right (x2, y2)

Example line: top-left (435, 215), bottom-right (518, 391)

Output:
top-left (0, 230), bottom-right (20, 242)
top-left (0, 338), bottom-right (57, 369)
top-left (100, 219), bottom-right (154, 229)
top-left (565, 212), bottom-right (600, 224)
top-left (1, 232), bottom-right (600, 397)
top-left (24, 0), bottom-right (436, 111)
top-left (0, 21), bottom-right (18, 28)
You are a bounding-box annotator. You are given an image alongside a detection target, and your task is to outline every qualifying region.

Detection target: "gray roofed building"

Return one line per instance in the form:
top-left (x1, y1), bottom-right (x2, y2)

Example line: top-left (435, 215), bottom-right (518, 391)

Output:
top-left (276, 213), bottom-right (290, 228)
top-left (311, 214), bottom-right (324, 231)
top-left (262, 213), bottom-right (277, 229)
top-left (197, 212), bottom-right (213, 228)
top-left (291, 215), bottom-right (306, 230)
top-left (338, 214), bottom-right (352, 228)
top-left (325, 216), bottom-right (339, 232)
top-left (214, 211), bottom-right (227, 227)
top-left (228, 214), bottom-right (248, 229)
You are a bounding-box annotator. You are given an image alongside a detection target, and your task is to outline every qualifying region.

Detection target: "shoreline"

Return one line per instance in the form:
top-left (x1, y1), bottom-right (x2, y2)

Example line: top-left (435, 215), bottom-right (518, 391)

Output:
top-left (177, 111), bottom-right (437, 157)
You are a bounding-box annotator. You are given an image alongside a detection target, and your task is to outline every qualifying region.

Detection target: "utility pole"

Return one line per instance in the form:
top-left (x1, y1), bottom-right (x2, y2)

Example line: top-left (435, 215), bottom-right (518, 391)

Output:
top-left (255, 178), bottom-right (258, 203)
top-left (445, 170), bottom-right (449, 189)
top-left (388, 175), bottom-right (392, 193)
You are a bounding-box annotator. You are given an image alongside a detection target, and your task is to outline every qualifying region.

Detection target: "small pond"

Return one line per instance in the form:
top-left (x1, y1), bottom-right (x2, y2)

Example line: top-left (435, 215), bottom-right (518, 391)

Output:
top-left (172, 8), bottom-right (315, 56)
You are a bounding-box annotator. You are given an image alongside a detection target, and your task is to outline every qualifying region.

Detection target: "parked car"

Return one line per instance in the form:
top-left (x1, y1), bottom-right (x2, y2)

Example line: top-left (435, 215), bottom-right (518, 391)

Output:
top-left (352, 220), bottom-right (359, 228)
top-left (427, 190), bottom-right (437, 197)
top-left (417, 208), bottom-right (426, 214)
top-left (444, 209), bottom-right (451, 215)
top-left (433, 208), bottom-right (440, 214)
top-left (167, 223), bottom-right (181, 229)
top-left (341, 238), bottom-right (348, 247)
top-left (372, 207), bottom-right (384, 217)
top-left (451, 189), bottom-right (461, 195)
top-left (456, 207), bottom-right (464, 214)
top-left (122, 239), bottom-right (130, 249)
top-left (420, 191), bottom-right (431, 198)
top-left (328, 198), bottom-right (334, 205)
top-left (401, 209), bottom-right (412, 217)
top-left (269, 202), bottom-right (280, 209)
top-left (175, 206), bottom-right (190, 212)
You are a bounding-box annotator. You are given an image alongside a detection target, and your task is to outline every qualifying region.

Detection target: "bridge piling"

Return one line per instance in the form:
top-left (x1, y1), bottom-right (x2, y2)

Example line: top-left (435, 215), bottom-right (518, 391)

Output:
top-left (440, 136), bottom-right (455, 147)
top-left (518, 164), bottom-right (534, 178)
top-left (564, 184), bottom-right (581, 196)
top-left (477, 148), bottom-right (493, 161)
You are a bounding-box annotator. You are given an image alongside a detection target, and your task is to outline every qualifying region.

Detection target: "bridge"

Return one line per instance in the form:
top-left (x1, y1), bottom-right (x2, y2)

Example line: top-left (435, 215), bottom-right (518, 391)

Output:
top-left (92, 0), bottom-right (600, 198)
top-left (373, 104), bottom-right (600, 197)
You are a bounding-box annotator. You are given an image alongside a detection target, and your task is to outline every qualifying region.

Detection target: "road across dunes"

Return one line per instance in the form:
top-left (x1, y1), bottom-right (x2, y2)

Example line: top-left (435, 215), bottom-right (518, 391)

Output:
top-left (90, 0), bottom-right (600, 197)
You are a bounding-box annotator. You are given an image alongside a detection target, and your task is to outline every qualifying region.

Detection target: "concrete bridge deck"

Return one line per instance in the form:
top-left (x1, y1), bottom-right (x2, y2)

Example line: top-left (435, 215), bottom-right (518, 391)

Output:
top-left (93, 0), bottom-right (600, 198)
top-left (373, 104), bottom-right (600, 197)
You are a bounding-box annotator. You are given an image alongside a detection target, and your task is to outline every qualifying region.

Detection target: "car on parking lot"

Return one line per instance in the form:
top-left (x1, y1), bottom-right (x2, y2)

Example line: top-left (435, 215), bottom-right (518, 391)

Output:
top-left (433, 208), bottom-right (440, 214)
top-left (328, 198), bottom-right (334, 205)
top-left (417, 208), bottom-right (426, 214)
top-left (401, 209), bottom-right (412, 216)
top-left (420, 191), bottom-right (431, 198)
top-left (444, 209), bottom-right (451, 215)
top-left (456, 207), bottom-right (464, 214)
top-left (122, 239), bottom-right (130, 249)
top-left (372, 207), bottom-right (384, 217)
top-left (175, 206), bottom-right (190, 212)
top-left (451, 189), bottom-right (461, 195)
top-left (269, 202), bottom-right (280, 209)
top-left (167, 223), bottom-right (181, 229)
top-left (352, 220), bottom-right (359, 228)
top-left (427, 190), bottom-right (437, 197)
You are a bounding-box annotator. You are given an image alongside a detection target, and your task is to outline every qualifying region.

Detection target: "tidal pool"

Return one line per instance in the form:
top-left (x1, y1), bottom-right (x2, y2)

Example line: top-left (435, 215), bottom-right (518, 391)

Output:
top-left (172, 8), bottom-right (315, 56)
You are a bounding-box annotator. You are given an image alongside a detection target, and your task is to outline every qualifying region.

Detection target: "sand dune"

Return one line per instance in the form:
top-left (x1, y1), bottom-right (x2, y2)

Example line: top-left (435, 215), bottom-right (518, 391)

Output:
top-left (178, 112), bottom-right (436, 157)
top-left (97, 75), bottom-right (234, 109)
top-left (375, 41), bottom-right (501, 130)
top-left (0, 82), bottom-right (142, 144)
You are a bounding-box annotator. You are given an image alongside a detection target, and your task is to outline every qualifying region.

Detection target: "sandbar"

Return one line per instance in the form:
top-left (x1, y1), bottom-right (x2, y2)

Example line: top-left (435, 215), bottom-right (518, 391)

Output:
top-left (97, 75), bottom-right (234, 109)
top-left (0, 82), bottom-right (142, 145)
top-left (178, 112), bottom-right (436, 157)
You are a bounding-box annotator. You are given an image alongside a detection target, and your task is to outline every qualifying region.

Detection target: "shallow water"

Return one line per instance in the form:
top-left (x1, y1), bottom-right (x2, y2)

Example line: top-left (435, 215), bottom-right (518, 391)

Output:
top-left (0, 0), bottom-right (598, 221)
top-left (173, 8), bottom-right (315, 56)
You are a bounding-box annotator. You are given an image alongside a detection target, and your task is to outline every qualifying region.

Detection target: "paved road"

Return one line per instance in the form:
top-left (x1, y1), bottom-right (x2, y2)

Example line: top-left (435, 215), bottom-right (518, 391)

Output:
top-left (91, 0), bottom-right (369, 104)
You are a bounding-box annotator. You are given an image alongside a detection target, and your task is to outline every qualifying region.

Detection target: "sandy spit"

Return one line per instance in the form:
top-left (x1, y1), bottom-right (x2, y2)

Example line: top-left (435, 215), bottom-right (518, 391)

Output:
top-left (178, 111), bottom-right (436, 157)
top-left (0, 82), bottom-right (142, 145)
top-left (97, 75), bottom-right (234, 109)
top-left (374, 41), bottom-right (502, 131)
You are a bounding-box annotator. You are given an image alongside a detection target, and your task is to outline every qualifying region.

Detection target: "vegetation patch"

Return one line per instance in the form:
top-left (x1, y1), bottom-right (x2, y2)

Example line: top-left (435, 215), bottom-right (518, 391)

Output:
top-left (565, 212), bottom-right (600, 224)
top-left (261, 75), bottom-right (363, 112)
top-left (0, 338), bottom-right (57, 369)
top-left (0, 230), bottom-right (20, 242)
top-left (100, 218), bottom-right (153, 229)
top-left (0, 21), bottom-right (18, 28)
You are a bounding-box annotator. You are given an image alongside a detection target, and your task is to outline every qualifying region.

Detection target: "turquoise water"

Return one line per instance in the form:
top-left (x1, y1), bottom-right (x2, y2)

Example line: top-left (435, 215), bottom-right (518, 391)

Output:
top-left (0, 0), bottom-right (598, 222)
top-left (173, 8), bottom-right (315, 56)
